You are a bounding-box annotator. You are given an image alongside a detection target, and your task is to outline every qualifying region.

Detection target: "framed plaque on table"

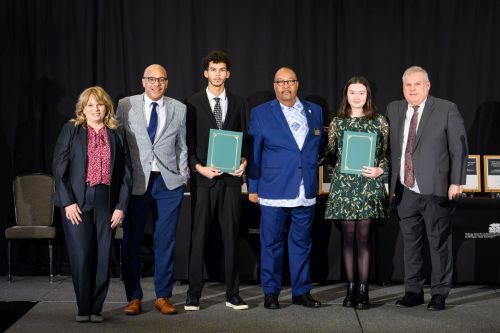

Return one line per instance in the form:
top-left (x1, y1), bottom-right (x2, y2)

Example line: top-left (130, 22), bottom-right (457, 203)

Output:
top-left (206, 129), bottom-right (243, 173)
top-left (463, 155), bottom-right (481, 192)
top-left (340, 131), bottom-right (377, 175)
top-left (483, 155), bottom-right (500, 192)
top-left (318, 165), bottom-right (334, 195)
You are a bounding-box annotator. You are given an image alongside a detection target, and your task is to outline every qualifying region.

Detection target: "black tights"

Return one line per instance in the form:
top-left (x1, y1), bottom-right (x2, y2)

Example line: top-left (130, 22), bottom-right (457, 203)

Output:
top-left (340, 219), bottom-right (373, 283)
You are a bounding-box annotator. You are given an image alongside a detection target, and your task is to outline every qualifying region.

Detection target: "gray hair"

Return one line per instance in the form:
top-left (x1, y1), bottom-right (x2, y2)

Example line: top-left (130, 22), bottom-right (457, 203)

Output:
top-left (402, 66), bottom-right (429, 82)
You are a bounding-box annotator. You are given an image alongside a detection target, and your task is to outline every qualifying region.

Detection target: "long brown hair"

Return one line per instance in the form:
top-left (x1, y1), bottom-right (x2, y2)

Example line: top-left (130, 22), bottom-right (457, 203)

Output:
top-left (71, 86), bottom-right (118, 130)
top-left (337, 76), bottom-right (377, 119)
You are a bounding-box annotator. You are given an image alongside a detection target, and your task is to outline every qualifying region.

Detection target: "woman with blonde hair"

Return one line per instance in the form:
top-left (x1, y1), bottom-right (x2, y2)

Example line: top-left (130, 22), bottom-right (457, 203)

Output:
top-left (53, 86), bottom-right (132, 322)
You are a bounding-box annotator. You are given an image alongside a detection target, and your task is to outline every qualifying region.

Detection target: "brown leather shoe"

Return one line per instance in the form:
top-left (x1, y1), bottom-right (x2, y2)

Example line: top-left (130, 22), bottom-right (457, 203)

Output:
top-left (124, 299), bottom-right (142, 315)
top-left (155, 298), bottom-right (177, 315)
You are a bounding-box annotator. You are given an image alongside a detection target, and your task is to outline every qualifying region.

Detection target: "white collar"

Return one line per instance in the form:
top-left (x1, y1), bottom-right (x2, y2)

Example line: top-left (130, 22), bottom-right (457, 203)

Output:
top-left (206, 88), bottom-right (226, 101)
top-left (280, 98), bottom-right (302, 111)
top-left (144, 94), bottom-right (164, 108)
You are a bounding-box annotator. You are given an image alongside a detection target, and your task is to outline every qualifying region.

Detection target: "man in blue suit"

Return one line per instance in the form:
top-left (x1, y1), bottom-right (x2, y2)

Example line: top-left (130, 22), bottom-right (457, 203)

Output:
top-left (247, 67), bottom-right (325, 309)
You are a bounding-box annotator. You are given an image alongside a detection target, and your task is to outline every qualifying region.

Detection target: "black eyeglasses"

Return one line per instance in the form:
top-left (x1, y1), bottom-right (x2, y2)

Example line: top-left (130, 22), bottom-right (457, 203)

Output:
top-left (143, 77), bottom-right (168, 84)
top-left (274, 79), bottom-right (297, 87)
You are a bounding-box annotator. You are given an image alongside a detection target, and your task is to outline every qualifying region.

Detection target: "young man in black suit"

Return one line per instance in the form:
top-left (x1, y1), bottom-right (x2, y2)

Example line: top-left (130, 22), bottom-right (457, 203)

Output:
top-left (184, 50), bottom-right (248, 311)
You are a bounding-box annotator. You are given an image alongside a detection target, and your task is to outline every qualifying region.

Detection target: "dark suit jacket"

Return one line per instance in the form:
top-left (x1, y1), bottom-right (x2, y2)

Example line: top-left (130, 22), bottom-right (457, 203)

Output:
top-left (53, 122), bottom-right (133, 212)
top-left (186, 90), bottom-right (248, 187)
top-left (247, 99), bottom-right (325, 199)
top-left (386, 95), bottom-right (468, 199)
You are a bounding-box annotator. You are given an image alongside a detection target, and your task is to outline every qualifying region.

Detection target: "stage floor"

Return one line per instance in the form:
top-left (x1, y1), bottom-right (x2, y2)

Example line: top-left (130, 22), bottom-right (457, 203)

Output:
top-left (1, 276), bottom-right (499, 333)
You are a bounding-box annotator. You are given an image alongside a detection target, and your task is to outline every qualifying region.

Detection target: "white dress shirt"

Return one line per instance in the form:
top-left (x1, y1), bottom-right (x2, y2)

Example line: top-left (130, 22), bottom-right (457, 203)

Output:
top-left (144, 94), bottom-right (166, 172)
top-left (206, 88), bottom-right (228, 123)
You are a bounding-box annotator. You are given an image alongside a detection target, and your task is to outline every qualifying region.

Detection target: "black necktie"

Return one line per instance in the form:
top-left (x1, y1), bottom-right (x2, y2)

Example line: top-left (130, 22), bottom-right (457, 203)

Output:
top-left (148, 102), bottom-right (158, 143)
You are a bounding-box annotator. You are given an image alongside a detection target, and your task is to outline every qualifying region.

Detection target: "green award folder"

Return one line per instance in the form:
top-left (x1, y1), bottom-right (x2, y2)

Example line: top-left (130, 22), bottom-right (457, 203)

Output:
top-left (206, 129), bottom-right (243, 173)
top-left (340, 130), bottom-right (377, 175)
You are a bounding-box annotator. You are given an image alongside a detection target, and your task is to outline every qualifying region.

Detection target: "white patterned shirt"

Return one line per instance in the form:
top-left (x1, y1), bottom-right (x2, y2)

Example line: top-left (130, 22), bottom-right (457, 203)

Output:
top-left (259, 99), bottom-right (316, 208)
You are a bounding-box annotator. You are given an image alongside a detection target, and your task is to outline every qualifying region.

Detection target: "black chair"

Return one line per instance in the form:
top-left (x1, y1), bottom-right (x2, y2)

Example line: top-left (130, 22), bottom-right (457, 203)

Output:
top-left (5, 174), bottom-right (56, 282)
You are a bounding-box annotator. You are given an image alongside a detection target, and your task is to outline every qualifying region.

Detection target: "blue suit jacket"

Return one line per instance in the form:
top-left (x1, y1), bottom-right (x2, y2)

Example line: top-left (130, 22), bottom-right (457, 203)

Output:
top-left (247, 99), bottom-right (325, 200)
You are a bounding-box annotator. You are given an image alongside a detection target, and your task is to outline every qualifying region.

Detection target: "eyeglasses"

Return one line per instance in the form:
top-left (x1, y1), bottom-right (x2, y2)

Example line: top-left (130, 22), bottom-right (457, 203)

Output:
top-left (143, 76), bottom-right (168, 84)
top-left (274, 79), bottom-right (297, 87)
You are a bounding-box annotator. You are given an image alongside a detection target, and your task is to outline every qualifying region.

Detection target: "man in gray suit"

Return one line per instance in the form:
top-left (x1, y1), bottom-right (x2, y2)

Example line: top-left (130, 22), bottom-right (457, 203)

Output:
top-left (117, 64), bottom-right (188, 316)
top-left (386, 66), bottom-right (467, 310)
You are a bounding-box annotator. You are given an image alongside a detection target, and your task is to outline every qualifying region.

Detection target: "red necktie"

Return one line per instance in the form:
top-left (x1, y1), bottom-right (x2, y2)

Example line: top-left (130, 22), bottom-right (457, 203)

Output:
top-left (404, 105), bottom-right (419, 188)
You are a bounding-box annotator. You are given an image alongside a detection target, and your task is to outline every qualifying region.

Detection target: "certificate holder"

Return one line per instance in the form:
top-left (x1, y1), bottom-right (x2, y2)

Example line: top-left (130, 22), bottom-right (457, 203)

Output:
top-left (206, 129), bottom-right (243, 173)
top-left (463, 155), bottom-right (481, 192)
top-left (483, 155), bottom-right (500, 192)
top-left (340, 131), bottom-right (377, 175)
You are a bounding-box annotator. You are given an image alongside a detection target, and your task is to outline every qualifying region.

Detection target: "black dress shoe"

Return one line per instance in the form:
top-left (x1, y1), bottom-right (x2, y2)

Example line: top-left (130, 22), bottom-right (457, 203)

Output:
top-left (342, 282), bottom-right (357, 307)
top-left (292, 293), bottom-right (321, 308)
top-left (395, 291), bottom-right (424, 307)
top-left (427, 294), bottom-right (446, 311)
top-left (264, 293), bottom-right (280, 309)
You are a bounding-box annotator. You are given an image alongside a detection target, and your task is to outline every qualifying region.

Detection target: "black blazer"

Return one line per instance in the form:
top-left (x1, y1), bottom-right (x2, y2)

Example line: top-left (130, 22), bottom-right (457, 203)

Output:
top-left (186, 90), bottom-right (248, 187)
top-left (52, 122), bottom-right (133, 212)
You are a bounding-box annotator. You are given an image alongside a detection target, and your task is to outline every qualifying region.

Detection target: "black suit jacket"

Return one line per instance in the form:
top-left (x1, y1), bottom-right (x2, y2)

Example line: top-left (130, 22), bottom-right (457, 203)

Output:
top-left (53, 122), bottom-right (133, 212)
top-left (186, 90), bottom-right (248, 187)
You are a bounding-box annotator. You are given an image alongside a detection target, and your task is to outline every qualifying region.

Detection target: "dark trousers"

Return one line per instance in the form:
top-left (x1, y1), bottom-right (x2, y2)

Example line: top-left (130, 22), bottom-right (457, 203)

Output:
top-left (259, 204), bottom-right (315, 296)
top-left (62, 184), bottom-right (114, 316)
top-left (187, 181), bottom-right (241, 300)
top-left (121, 174), bottom-right (184, 300)
top-left (397, 186), bottom-right (455, 297)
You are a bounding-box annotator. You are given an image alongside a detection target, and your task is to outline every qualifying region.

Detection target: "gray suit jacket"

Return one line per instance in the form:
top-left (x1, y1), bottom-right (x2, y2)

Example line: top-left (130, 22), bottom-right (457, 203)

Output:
top-left (117, 94), bottom-right (188, 194)
top-left (386, 95), bottom-right (468, 199)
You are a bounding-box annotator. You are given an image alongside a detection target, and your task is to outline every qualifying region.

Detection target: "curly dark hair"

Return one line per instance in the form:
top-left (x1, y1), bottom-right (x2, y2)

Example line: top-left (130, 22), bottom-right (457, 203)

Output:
top-left (202, 50), bottom-right (231, 70)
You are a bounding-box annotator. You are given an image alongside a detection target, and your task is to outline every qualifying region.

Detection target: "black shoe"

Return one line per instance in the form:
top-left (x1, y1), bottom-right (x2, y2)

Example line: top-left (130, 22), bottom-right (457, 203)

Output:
top-left (356, 283), bottom-right (369, 310)
top-left (226, 294), bottom-right (249, 310)
top-left (395, 291), bottom-right (424, 307)
top-left (342, 282), bottom-right (357, 307)
top-left (427, 294), bottom-right (446, 311)
top-left (184, 294), bottom-right (200, 311)
top-left (292, 293), bottom-right (321, 308)
top-left (264, 293), bottom-right (280, 309)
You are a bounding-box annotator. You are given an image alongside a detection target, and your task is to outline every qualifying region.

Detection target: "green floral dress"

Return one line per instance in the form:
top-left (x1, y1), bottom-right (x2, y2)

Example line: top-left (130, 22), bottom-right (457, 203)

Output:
top-left (324, 114), bottom-right (389, 220)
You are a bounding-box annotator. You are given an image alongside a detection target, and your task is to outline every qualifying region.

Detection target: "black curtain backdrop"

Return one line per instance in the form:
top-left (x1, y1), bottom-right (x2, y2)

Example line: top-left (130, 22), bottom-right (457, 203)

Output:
top-left (1, 0), bottom-right (500, 273)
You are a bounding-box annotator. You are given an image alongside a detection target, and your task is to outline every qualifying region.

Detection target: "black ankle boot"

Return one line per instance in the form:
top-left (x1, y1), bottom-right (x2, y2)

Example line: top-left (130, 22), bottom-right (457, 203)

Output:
top-left (342, 282), bottom-right (356, 307)
top-left (356, 283), bottom-right (369, 310)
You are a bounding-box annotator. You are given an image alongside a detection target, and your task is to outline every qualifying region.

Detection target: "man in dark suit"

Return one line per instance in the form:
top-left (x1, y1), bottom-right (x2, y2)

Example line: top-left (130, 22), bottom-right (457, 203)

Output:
top-left (386, 66), bottom-right (468, 310)
top-left (247, 67), bottom-right (325, 310)
top-left (117, 64), bottom-right (188, 316)
top-left (184, 50), bottom-right (248, 311)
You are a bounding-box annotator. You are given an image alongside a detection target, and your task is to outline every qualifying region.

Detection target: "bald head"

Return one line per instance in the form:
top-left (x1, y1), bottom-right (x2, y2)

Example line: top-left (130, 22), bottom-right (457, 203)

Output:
top-left (142, 64), bottom-right (168, 101)
top-left (144, 64), bottom-right (167, 78)
top-left (273, 67), bottom-right (299, 107)
top-left (274, 67), bottom-right (297, 82)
